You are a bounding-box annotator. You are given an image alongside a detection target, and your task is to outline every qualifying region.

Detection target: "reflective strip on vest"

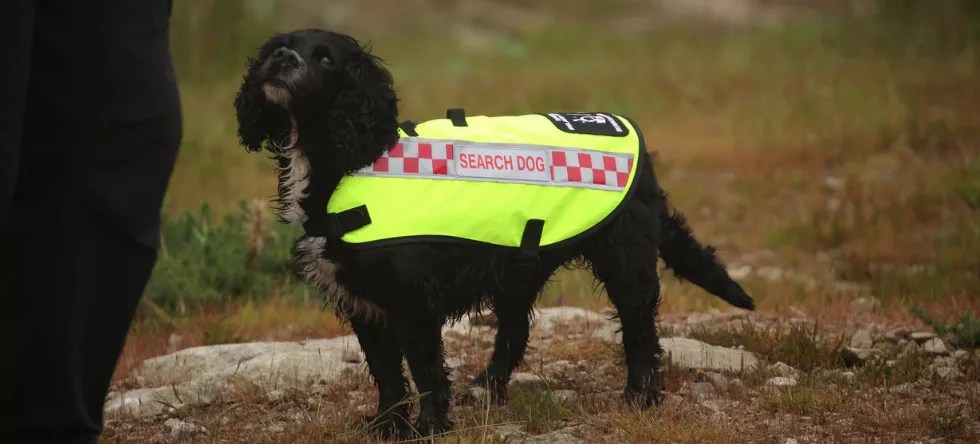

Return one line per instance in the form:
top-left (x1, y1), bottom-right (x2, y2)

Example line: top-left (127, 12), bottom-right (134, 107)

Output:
top-left (354, 139), bottom-right (635, 191)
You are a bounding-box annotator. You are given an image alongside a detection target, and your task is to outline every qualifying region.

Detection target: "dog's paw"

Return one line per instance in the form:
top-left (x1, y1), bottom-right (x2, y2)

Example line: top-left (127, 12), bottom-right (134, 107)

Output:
top-left (623, 386), bottom-right (663, 409)
top-left (360, 413), bottom-right (411, 440)
top-left (470, 372), bottom-right (508, 405)
top-left (412, 415), bottom-right (453, 438)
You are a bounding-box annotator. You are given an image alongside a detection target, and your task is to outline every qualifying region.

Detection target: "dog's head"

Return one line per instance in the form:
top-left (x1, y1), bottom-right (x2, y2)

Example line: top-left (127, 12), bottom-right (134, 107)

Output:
top-left (235, 29), bottom-right (398, 174)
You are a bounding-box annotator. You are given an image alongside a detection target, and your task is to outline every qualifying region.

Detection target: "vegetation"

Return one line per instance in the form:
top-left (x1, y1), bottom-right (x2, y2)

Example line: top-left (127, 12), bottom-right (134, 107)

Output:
top-left (106, 1), bottom-right (980, 442)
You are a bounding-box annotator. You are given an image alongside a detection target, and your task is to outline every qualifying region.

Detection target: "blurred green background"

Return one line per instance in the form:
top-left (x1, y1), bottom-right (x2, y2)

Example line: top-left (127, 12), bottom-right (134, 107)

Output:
top-left (146, 0), bottom-right (979, 315)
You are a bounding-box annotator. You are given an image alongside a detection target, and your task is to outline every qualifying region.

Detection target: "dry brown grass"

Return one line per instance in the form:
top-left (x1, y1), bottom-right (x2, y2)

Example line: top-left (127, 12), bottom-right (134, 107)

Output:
top-left (105, 1), bottom-right (980, 442)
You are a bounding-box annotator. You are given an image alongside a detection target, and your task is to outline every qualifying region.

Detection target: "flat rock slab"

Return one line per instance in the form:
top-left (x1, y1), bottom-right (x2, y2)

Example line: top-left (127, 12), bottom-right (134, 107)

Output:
top-left (105, 336), bottom-right (365, 418)
top-left (106, 307), bottom-right (758, 418)
top-left (659, 337), bottom-right (759, 372)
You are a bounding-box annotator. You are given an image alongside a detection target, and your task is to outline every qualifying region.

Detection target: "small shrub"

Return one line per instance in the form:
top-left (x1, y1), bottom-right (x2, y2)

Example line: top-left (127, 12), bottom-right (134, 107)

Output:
top-left (912, 307), bottom-right (980, 348)
top-left (145, 200), bottom-right (306, 312)
top-left (508, 391), bottom-right (571, 435)
top-left (855, 351), bottom-right (932, 386)
top-left (763, 386), bottom-right (836, 415)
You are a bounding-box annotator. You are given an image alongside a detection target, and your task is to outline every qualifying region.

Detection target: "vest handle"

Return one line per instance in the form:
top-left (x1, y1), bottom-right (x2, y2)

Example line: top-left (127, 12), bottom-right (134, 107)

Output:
top-left (447, 108), bottom-right (468, 127)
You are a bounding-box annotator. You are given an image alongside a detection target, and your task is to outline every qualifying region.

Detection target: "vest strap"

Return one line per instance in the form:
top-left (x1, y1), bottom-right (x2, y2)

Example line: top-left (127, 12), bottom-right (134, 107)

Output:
top-left (447, 108), bottom-right (467, 127)
top-left (399, 120), bottom-right (418, 136)
top-left (306, 205), bottom-right (372, 238)
top-left (517, 219), bottom-right (545, 262)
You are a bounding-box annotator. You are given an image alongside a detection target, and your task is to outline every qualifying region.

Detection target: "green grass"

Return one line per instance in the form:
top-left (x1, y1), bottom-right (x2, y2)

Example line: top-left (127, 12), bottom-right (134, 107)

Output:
top-left (145, 200), bottom-right (307, 311)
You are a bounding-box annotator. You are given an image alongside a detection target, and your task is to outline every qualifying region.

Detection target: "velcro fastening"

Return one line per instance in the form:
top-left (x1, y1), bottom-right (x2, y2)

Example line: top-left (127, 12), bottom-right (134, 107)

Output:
top-left (306, 205), bottom-right (372, 238)
top-left (447, 108), bottom-right (467, 127)
top-left (517, 219), bottom-right (545, 262)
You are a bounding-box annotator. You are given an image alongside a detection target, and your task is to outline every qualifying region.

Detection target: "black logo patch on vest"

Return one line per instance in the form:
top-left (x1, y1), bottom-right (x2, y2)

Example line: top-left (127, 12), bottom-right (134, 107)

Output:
top-left (542, 112), bottom-right (630, 137)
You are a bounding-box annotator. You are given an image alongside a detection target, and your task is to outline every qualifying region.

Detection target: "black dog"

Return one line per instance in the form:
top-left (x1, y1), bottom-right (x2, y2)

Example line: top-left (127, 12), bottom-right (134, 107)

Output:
top-left (234, 29), bottom-right (754, 438)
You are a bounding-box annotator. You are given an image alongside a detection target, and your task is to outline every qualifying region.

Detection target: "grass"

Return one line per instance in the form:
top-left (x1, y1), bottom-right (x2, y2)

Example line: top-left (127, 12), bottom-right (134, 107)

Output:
top-left (102, 1), bottom-right (980, 442)
top-left (688, 322), bottom-right (845, 371)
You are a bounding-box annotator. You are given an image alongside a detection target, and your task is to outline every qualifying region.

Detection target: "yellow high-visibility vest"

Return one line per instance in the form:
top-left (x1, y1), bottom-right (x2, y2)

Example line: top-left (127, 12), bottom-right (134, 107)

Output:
top-left (322, 110), bottom-right (645, 255)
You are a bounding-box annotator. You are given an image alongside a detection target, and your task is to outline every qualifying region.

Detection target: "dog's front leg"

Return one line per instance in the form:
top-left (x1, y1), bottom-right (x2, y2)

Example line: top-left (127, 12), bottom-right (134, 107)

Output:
top-left (349, 317), bottom-right (412, 438)
top-left (398, 313), bottom-right (453, 437)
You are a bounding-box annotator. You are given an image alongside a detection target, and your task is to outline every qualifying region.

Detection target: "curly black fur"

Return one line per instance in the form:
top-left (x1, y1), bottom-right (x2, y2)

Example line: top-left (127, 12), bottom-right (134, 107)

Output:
top-left (235, 29), bottom-right (754, 440)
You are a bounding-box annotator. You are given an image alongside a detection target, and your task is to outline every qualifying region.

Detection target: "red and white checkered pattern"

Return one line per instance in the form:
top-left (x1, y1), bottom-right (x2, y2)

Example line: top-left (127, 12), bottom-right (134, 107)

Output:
top-left (368, 141), bottom-right (455, 176)
top-left (359, 138), bottom-right (634, 191)
top-left (550, 151), bottom-right (633, 188)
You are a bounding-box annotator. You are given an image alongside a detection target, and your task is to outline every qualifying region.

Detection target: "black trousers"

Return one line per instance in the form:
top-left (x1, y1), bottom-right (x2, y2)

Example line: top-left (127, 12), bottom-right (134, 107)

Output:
top-left (0, 1), bottom-right (181, 443)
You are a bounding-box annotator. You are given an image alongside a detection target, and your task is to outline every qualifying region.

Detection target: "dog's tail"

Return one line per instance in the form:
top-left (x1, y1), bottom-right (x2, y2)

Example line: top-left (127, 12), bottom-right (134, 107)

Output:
top-left (658, 203), bottom-right (755, 310)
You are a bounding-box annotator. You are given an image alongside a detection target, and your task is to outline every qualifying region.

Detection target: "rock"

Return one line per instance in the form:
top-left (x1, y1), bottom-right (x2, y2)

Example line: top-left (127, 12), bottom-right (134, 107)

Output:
top-left (899, 341), bottom-right (921, 358)
top-left (469, 310), bottom-right (498, 327)
top-left (466, 386), bottom-right (491, 403)
top-left (167, 333), bottom-right (184, 354)
top-left (267, 423), bottom-right (285, 433)
top-left (705, 372), bottom-right (729, 390)
top-left (841, 347), bottom-right (881, 367)
top-left (445, 357), bottom-right (463, 369)
top-left (531, 307), bottom-right (614, 333)
top-left (891, 383), bottom-right (915, 394)
top-left (785, 438), bottom-right (801, 444)
top-left (849, 297), bottom-right (880, 315)
top-left (164, 418), bottom-right (206, 440)
top-left (910, 331), bottom-right (936, 343)
top-left (549, 389), bottom-right (579, 403)
top-left (850, 328), bottom-right (874, 349)
top-left (341, 348), bottom-right (363, 364)
top-left (884, 328), bottom-right (911, 342)
top-left (766, 377), bottom-right (798, 387)
top-left (923, 338), bottom-right (949, 356)
top-left (769, 362), bottom-right (799, 377)
top-left (509, 372), bottom-right (546, 391)
top-left (658, 337), bottom-right (759, 372)
top-left (525, 425), bottom-right (585, 444)
top-left (266, 389), bottom-right (285, 402)
top-left (840, 371), bottom-right (855, 381)
top-left (691, 382), bottom-right (715, 400)
top-left (953, 350), bottom-right (968, 360)
top-left (104, 336), bottom-right (367, 418)
top-left (823, 176), bottom-right (844, 192)
top-left (698, 399), bottom-right (724, 416)
top-left (493, 423), bottom-right (524, 440)
top-left (933, 366), bottom-right (965, 380)
top-left (542, 360), bottom-right (576, 377)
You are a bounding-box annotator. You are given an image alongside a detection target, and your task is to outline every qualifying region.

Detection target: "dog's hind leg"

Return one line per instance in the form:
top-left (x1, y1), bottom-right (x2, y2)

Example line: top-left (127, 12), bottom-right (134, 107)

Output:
top-left (349, 318), bottom-right (412, 438)
top-left (585, 208), bottom-right (665, 408)
top-left (473, 267), bottom-right (556, 404)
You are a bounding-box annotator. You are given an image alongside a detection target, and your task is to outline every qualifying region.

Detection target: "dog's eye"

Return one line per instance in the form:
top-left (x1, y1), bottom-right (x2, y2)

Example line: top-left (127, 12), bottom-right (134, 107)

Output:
top-left (319, 55), bottom-right (333, 66)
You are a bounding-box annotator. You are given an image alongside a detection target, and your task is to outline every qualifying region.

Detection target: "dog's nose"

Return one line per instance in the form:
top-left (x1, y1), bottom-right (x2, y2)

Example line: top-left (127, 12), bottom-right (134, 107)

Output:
top-left (271, 47), bottom-right (299, 66)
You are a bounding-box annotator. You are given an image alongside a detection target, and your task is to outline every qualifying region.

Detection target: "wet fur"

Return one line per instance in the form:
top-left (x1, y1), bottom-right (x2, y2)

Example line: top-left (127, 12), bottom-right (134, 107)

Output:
top-left (235, 29), bottom-right (755, 439)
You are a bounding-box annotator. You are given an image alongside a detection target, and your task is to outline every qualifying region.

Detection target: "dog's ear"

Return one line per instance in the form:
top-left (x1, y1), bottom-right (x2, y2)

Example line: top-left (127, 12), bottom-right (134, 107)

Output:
top-left (234, 38), bottom-right (293, 153)
top-left (327, 48), bottom-right (399, 172)
top-left (234, 55), bottom-right (269, 152)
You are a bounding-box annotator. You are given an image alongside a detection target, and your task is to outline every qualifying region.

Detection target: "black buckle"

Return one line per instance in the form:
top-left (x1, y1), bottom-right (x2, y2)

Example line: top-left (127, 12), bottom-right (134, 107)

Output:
top-left (517, 219), bottom-right (545, 263)
top-left (305, 205), bottom-right (371, 239)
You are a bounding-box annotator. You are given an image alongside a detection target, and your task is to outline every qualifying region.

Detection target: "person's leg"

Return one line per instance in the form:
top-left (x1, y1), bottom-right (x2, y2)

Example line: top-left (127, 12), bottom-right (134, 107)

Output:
top-left (0, 0), bottom-right (33, 227)
top-left (0, 1), bottom-right (181, 442)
